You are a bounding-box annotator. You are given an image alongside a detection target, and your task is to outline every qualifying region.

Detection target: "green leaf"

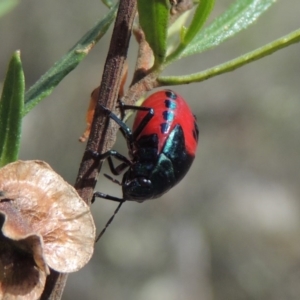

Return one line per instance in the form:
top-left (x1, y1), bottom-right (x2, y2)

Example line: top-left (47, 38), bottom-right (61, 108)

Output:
top-left (0, 0), bottom-right (19, 18)
top-left (102, 0), bottom-right (113, 9)
top-left (138, 0), bottom-right (170, 66)
top-left (0, 51), bottom-right (24, 167)
top-left (159, 28), bottom-right (300, 86)
top-left (24, 3), bottom-right (118, 116)
top-left (167, 0), bottom-right (215, 61)
top-left (182, 0), bottom-right (215, 46)
top-left (172, 0), bottom-right (276, 61)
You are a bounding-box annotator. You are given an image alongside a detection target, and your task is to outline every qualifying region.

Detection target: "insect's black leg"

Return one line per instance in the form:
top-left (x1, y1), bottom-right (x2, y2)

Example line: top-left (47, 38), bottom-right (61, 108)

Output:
top-left (101, 103), bottom-right (154, 151)
top-left (95, 200), bottom-right (125, 242)
top-left (118, 101), bottom-right (154, 141)
top-left (107, 158), bottom-right (129, 176)
top-left (132, 108), bottom-right (154, 140)
top-left (90, 149), bottom-right (131, 175)
top-left (100, 105), bottom-right (133, 144)
top-left (91, 149), bottom-right (130, 162)
top-left (104, 173), bottom-right (122, 185)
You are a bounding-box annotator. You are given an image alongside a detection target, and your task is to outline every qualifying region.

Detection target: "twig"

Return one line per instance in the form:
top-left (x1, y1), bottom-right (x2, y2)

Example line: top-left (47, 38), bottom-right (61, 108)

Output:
top-left (76, 0), bottom-right (137, 201)
top-left (40, 1), bottom-right (137, 299)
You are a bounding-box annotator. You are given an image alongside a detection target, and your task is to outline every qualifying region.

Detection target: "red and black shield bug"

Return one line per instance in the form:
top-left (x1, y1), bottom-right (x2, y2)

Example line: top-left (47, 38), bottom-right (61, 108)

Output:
top-left (94, 89), bottom-right (199, 239)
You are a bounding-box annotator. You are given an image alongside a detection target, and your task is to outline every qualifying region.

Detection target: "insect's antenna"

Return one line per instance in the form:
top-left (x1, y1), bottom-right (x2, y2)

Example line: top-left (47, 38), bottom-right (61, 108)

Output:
top-left (95, 200), bottom-right (125, 242)
top-left (104, 173), bottom-right (122, 185)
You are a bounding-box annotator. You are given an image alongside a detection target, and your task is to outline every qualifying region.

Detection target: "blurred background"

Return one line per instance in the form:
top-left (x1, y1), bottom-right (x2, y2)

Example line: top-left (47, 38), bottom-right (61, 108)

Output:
top-left (1, 0), bottom-right (300, 299)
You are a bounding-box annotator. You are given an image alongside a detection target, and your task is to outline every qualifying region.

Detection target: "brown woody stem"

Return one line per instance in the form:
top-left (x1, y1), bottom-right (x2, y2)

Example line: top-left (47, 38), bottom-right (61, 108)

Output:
top-left (40, 1), bottom-right (137, 299)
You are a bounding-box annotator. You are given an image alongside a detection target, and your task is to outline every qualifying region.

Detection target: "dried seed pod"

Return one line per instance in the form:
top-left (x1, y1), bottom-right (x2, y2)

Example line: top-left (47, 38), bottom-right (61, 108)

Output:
top-left (0, 160), bottom-right (96, 299)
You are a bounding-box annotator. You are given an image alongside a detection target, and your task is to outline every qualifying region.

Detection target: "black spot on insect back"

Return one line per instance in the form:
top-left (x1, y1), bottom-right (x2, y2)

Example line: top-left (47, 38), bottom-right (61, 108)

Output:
top-left (165, 90), bottom-right (177, 100)
top-left (164, 99), bottom-right (177, 109)
top-left (163, 110), bottom-right (175, 122)
top-left (193, 121), bottom-right (199, 142)
top-left (160, 122), bottom-right (171, 134)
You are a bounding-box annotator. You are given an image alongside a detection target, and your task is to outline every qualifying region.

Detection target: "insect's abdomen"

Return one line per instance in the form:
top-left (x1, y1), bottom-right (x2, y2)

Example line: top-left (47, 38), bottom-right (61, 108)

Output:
top-left (133, 90), bottom-right (198, 156)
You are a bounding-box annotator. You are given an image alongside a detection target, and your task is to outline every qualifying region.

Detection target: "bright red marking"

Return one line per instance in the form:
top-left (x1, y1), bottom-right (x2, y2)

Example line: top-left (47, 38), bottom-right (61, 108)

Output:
top-left (132, 90), bottom-right (198, 156)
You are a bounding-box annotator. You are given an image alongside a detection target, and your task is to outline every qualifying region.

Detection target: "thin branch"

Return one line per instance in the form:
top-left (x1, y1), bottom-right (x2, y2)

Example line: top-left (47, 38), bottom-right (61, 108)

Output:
top-left (75, 0), bottom-right (137, 200)
top-left (158, 29), bottom-right (300, 86)
top-left (40, 1), bottom-right (137, 299)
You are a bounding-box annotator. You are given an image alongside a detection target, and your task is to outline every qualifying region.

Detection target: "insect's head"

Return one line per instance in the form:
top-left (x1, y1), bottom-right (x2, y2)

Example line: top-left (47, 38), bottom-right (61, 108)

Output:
top-left (122, 172), bottom-right (154, 202)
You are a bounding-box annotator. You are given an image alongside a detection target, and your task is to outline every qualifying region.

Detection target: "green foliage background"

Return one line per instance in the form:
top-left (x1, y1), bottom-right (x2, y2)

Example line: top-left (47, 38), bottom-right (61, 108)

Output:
top-left (0, 1), bottom-right (300, 299)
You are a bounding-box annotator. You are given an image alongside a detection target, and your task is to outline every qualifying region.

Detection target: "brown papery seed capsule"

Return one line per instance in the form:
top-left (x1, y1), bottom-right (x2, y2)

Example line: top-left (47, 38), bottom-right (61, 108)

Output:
top-left (0, 160), bottom-right (95, 300)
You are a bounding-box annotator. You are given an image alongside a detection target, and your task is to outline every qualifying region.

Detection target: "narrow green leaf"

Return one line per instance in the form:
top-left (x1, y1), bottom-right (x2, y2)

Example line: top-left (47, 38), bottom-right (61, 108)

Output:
top-left (138, 0), bottom-right (169, 66)
top-left (102, 0), bottom-right (113, 9)
top-left (24, 3), bottom-right (118, 116)
top-left (0, 51), bottom-right (24, 167)
top-left (170, 0), bottom-right (276, 61)
top-left (159, 28), bottom-right (300, 85)
top-left (182, 0), bottom-right (215, 45)
top-left (0, 0), bottom-right (19, 18)
top-left (167, 0), bottom-right (215, 61)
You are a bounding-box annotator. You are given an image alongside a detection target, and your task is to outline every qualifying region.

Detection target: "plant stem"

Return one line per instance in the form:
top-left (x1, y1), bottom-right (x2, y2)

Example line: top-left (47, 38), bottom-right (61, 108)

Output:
top-left (159, 28), bottom-right (300, 85)
top-left (40, 1), bottom-right (137, 299)
top-left (75, 0), bottom-right (136, 200)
